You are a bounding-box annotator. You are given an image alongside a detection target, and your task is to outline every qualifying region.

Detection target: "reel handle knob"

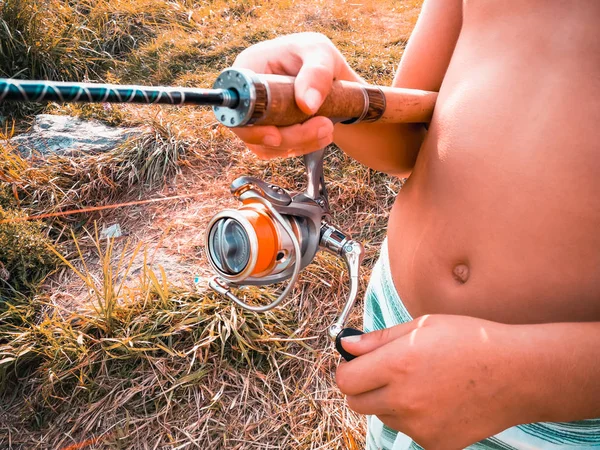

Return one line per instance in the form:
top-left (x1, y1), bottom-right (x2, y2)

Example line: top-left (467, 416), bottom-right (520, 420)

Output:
top-left (335, 327), bottom-right (364, 362)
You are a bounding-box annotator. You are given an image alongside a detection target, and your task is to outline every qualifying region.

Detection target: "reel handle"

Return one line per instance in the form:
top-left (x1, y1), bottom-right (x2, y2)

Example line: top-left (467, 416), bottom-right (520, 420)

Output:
top-left (322, 235), bottom-right (365, 362)
top-left (213, 69), bottom-right (437, 127)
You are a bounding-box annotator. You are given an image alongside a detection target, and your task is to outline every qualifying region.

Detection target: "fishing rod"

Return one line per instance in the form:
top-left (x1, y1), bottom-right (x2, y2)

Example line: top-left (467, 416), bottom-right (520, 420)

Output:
top-left (0, 68), bottom-right (437, 127)
top-left (1, 67), bottom-right (439, 360)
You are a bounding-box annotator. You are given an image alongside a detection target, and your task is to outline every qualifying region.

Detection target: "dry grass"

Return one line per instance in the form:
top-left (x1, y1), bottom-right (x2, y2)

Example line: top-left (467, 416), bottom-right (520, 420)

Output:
top-left (0, 120), bottom-right (188, 216)
top-left (0, 0), bottom-right (421, 448)
top-left (1, 228), bottom-right (371, 449)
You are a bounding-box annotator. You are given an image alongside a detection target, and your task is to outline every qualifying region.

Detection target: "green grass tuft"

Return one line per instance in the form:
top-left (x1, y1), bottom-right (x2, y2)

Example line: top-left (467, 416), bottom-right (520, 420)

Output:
top-left (0, 190), bottom-right (57, 298)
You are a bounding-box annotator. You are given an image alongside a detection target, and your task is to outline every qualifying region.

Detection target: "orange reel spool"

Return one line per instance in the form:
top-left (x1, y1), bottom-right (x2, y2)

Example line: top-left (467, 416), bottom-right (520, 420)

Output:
top-left (238, 200), bottom-right (280, 277)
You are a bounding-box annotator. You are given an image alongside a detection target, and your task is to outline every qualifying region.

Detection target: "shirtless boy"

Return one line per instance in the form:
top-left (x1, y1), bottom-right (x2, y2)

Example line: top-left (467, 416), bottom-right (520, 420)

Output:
top-left (230, 1), bottom-right (600, 448)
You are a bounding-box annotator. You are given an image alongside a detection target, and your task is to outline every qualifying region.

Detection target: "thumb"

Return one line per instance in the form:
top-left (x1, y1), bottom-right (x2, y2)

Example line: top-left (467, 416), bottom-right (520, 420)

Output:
top-left (340, 319), bottom-right (425, 358)
top-left (294, 52), bottom-right (335, 115)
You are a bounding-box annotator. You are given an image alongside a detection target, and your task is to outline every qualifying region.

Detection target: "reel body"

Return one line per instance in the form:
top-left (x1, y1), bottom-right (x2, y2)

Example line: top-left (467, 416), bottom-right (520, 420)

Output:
top-left (205, 150), bottom-right (365, 355)
top-left (207, 176), bottom-right (322, 286)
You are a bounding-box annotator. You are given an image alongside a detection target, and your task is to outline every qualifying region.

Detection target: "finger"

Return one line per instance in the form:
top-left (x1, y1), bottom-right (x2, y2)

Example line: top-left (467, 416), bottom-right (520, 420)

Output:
top-left (294, 51), bottom-right (336, 115)
top-left (232, 41), bottom-right (285, 74)
top-left (247, 125), bottom-right (332, 159)
top-left (235, 117), bottom-right (334, 159)
top-left (340, 315), bottom-right (433, 358)
top-left (233, 116), bottom-right (333, 149)
top-left (252, 118), bottom-right (335, 158)
top-left (277, 116), bottom-right (334, 154)
top-left (335, 341), bottom-right (399, 395)
top-left (232, 125), bottom-right (282, 147)
top-left (345, 386), bottom-right (392, 416)
top-left (245, 144), bottom-right (296, 160)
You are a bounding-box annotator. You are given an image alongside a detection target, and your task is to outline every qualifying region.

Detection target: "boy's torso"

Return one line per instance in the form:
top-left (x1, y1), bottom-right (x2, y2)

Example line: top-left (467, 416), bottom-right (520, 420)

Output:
top-left (388, 0), bottom-right (600, 324)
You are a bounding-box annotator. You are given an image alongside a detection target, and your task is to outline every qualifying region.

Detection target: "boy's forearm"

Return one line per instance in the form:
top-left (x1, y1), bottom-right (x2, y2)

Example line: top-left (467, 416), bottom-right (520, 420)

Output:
top-left (330, 0), bottom-right (463, 177)
top-left (333, 121), bottom-right (426, 177)
top-left (510, 321), bottom-right (600, 423)
top-left (330, 63), bottom-right (427, 177)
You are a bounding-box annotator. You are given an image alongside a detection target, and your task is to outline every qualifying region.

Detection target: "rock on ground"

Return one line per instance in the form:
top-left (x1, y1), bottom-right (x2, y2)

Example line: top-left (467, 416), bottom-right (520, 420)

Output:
top-left (8, 114), bottom-right (146, 156)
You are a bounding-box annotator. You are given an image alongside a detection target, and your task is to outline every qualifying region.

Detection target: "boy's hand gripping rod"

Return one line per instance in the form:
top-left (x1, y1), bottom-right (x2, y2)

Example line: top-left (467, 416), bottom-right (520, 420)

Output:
top-left (0, 68), bottom-right (437, 127)
top-left (0, 68), bottom-right (437, 360)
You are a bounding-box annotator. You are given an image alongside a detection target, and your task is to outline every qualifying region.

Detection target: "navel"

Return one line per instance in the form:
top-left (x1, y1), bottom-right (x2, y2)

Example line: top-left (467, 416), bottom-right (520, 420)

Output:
top-left (452, 263), bottom-right (470, 284)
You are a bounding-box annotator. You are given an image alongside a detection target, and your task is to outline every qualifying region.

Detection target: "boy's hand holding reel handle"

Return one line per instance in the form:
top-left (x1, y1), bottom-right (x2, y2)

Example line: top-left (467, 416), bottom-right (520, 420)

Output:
top-left (205, 33), bottom-right (438, 361)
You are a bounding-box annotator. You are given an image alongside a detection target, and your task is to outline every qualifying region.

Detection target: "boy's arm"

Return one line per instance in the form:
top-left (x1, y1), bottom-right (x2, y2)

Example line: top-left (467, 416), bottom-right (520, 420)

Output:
top-left (510, 320), bottom-right (600, 423)
top-left (336, 316), bottom-right (600, 449)
top-left (333, 0), bottom-right (463, 177)
top-left (231, 0), bottom-right (462, 174)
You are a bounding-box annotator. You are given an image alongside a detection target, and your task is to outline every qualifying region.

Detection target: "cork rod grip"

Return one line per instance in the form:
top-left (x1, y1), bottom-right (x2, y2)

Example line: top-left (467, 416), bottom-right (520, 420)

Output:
top-left (254, 74), bottom-right (438, 127)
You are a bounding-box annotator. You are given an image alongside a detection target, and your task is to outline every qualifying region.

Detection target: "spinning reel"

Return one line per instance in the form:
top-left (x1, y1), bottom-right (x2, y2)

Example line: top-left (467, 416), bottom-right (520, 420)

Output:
top-left (0, 67), bottom-right (437, 359)
top-left (205, 149), bottom-right (365, 359)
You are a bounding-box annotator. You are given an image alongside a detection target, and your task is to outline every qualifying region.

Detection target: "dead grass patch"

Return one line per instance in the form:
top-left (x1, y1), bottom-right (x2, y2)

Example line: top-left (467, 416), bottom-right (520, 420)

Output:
top-left (0, 0), bottom-right (421, 447)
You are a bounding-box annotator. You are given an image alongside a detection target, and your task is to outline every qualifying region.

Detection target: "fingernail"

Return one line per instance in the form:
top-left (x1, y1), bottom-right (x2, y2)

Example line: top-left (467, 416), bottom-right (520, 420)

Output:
top-left (341, 335), bottom-right (362, 344)
top-left (304, 88), bottom-right (322, 113)
top-left (263, 134), bottom-right (281, 147)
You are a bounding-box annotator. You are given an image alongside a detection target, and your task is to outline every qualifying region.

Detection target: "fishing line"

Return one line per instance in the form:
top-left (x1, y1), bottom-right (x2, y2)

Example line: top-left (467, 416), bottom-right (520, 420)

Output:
top-left (0, 192), bottom-right (205, 224)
